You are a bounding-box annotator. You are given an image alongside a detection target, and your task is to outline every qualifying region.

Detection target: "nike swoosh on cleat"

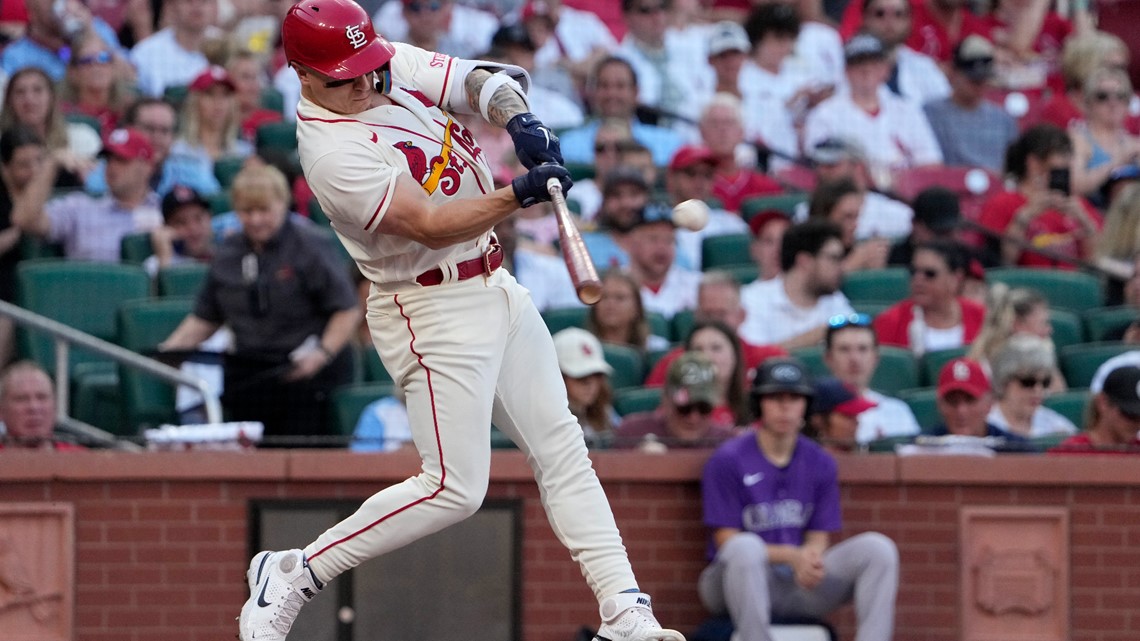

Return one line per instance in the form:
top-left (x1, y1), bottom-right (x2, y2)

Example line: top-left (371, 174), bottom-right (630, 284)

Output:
top-left (256, 578), bottom-right (272, 608)
top-left (254, 553), bottom-right (271, 585)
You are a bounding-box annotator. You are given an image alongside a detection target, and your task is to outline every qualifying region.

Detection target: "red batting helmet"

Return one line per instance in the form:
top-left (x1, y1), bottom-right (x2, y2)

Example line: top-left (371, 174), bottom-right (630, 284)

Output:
top-left (282, 0), bottom-right (396, 80)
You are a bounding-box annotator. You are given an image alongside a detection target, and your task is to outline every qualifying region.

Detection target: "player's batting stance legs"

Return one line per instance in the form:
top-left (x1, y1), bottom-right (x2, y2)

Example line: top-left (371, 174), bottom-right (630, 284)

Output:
top-left (238, 0), bottom-right (685, 637)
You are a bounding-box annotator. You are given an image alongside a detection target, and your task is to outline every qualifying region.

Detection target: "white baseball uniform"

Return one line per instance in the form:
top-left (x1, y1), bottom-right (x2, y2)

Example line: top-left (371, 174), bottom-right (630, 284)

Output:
top-left (294, 43), bottom-right (638, 600)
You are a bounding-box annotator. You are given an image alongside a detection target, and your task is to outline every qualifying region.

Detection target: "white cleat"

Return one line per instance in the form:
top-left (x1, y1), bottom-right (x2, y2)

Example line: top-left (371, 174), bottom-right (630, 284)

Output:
top-left (237, 549), bottom-right (322, 641)
top-left (594, 592), bottom-right (687, 641)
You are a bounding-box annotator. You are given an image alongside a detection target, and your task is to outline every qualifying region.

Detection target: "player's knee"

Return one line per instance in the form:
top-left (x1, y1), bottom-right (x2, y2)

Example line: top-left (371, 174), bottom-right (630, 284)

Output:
top-left (858, 532), bottom-right (899, 572)
top-left (441, 477), bottom-right (489, 519)
top-left (718, 532), bottom-right (769, 568)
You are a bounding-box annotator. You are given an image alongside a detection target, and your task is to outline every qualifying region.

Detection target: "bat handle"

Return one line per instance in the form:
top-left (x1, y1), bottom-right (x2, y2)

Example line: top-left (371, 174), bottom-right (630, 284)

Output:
top-left (546, 176), bottom-right (566, 200)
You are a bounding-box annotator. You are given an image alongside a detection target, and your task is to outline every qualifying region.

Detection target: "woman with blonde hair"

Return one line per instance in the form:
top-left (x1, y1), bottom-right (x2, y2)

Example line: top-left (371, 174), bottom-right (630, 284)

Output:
top-left (1068, 66), bottom-right (1140, 199)
top-left (968, 284), bottom-right (1066, 390)
top-left (0, 67), bottom-right (100, 185)
top-left (172, 65), bottom-right (253, 171)
top-left (60, 30), bottom-right (137, 135)
top-left (1041, 30), bottom-right (1132, 131)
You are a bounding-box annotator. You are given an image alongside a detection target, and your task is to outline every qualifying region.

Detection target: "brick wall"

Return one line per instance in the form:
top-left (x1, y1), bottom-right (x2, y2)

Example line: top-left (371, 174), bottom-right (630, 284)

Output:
top-left (2, 451), bottom-right (1138, 641)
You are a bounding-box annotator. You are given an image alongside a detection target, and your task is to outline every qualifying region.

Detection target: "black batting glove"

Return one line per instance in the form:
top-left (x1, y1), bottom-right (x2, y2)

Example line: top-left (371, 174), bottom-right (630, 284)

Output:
top-left (506, 112), bottom-right (562, 169)
top-left (512, 163), bottom-right (572, 208)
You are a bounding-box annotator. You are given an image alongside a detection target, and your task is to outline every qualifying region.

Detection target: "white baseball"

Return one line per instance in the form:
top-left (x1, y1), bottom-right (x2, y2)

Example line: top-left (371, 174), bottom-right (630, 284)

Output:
top-left (672, 199), bottom-right (710, 231)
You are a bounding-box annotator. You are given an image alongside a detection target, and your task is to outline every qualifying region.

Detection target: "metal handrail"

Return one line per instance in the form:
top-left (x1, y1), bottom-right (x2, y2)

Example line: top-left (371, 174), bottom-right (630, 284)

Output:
top-left (0, 299), bottom-right (222, 441)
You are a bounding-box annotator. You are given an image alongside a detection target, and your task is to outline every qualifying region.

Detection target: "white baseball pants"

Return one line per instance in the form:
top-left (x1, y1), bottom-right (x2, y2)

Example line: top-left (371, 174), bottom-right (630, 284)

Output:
top-left (303, 269), bottom-right (637, 600)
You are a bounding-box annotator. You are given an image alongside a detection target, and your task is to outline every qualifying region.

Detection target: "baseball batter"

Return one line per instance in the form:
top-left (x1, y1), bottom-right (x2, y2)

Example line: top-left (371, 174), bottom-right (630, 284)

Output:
top-left (237, 2), bottom-right (686, 641)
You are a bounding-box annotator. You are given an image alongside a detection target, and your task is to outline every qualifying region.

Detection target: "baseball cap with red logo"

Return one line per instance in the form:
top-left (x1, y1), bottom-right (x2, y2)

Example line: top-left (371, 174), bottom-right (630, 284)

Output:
top-left (937, 357), bottom-right (991, 399)
top-left (811, 377), bottom-right (877, 418)
top-left (189, 65), bottom-right (236, 92)
top-left (101, 127), bottom-right (154, 161)
top-left (552, 328), bottom-right (613, 379)
top-left (668, 145), bottom-right (719, 173)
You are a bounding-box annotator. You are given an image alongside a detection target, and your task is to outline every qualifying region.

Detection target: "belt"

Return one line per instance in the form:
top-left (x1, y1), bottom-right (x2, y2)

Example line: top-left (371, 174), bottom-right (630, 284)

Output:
top-left (415, 243), bottom-right (503, 287)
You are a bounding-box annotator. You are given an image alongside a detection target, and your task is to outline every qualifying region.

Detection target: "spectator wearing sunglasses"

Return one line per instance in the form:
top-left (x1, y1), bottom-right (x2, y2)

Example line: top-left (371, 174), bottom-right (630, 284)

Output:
top-left (613, 352), bottom-right (737, 450)
top-left (60, 31), bottom-right (135, 136)
top-left (985, 334), bottom-right (1076, 438)
top-left (1052, 364), bottom-right (1140, 453)
top-left (371, 0), bottom-right (498, 61)
top-left (873, 239), bottom-right (985, 356)
top-left (1068, 67), bottom-right (1140, 201)
top-left (739, 220), bottom-right (855, 350)
top-left (930, 357), bottom-right (1027, 443)
top-left (967, 284), bottom-right (1066, 391)
top-left (859, 0), bottom-right (950, 107)
top-left (699, 356), bottom-right (899, 641)
top-left (824, 313), bottom-right (922, 440)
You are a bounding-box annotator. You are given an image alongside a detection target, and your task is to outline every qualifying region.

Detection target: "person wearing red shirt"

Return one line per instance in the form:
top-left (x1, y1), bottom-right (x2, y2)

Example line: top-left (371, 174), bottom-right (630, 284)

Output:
top-left (0, 361), bottom-right (84, 451)
top-left (840, 0), bottom-right (985, 63)
top-left (978, 125), bottom-right (1102, 269)
top-left (873, 239), bottom-right (986, 355)
top-left (1052, 364), bottom-right (1140, 453)
top-left (698, 94), bottom-right (783, 214)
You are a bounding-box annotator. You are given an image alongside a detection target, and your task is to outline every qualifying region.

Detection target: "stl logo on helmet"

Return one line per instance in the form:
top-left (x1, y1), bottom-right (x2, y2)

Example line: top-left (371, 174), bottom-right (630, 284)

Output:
top-left (345, 24), bottom-right (367, 49)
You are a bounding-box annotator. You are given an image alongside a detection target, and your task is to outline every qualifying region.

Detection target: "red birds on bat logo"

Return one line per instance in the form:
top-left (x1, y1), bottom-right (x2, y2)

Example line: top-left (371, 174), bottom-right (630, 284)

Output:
top-left (393, 141), bottom-right (429, 184)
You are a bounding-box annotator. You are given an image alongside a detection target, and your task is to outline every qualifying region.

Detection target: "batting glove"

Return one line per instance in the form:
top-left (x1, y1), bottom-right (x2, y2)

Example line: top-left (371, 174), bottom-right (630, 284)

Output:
top-left (506, 112), bottom-right (562, 169)
top-left (512, 163), bottom-right (572, 208)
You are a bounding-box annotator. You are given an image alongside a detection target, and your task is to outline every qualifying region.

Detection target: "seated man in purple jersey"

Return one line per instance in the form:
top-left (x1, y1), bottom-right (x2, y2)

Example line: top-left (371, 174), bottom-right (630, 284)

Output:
top-left (697, 357), bottom-right (899, 641)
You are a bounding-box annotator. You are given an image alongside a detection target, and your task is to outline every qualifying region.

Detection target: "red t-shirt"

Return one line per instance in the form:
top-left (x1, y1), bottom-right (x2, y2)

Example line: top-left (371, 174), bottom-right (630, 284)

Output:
top-left (873, 298), bottom-right (986, 349)
top-left (1050, 432), bottom-right (1140, 454)
top-left (839, 0), bottom-right (985, 62)
top-left (712, 170), bottom-right (783, 214)
top-left (977, 191), bottom-right (1102, 269)
top-left (1038, 93), bottom-right (1140, 136)
top-left (645, 343), bottom-right (787, 388)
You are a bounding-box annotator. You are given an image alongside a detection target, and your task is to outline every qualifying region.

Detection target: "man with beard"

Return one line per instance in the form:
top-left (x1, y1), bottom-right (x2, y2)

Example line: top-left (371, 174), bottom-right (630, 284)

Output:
top-left (738, 220), bottom-right (855, 349)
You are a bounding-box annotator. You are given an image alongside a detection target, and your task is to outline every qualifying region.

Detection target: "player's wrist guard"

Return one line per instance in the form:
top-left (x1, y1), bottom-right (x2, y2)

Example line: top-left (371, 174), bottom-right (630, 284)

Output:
top-left (507, 112), bottom-right (562, 169)
top-left (512, 163), bottom-right (572, 208)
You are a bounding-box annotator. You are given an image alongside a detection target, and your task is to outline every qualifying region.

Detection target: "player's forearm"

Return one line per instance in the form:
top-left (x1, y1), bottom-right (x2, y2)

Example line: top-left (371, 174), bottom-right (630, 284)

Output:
top-left (377, 178), bottom-right (519, 249)
top-left (464, 68), bottom-right (528, 128)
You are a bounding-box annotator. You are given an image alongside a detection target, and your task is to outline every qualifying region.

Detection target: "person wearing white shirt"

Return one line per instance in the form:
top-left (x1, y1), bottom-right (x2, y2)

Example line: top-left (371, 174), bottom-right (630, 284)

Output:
top-left (617, 0), bottom-right (706, 127)
top-left (859, 0), bottom-right (950, 106)
top-left (487, 24), bottom-right (584, 130)
top-left (664, 145), bottom-right (749, 270)
top-left (371, 0), bottom-right (498, 60)
top-left (986, 334), bottom-right (1078, 438)
top-left (627, 202), bottom-right (700, 319)
top-left (129, 0), bottom-right (220, 98)
top-left (523, 0), bottom-right (618, 75)
top-left (739, 219), bottom-right (855, 348)
top-left (823, 315), bottom-right (922, 441)
top-left (803, 34), bottom-right (943, 173)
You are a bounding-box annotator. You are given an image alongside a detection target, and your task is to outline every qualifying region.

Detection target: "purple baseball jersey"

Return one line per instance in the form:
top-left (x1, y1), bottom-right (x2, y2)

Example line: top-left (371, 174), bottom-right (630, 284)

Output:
top-left (702, 432), bottom-right (841, 559)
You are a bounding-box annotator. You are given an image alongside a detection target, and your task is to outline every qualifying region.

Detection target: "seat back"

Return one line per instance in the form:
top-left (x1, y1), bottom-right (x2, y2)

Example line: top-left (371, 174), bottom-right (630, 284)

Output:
top-left (1082, 306), bottom-right (1138, 342)
top-left (740, 193), bottom-right (808, 220)
top-left (1050, 309), bottom-right (1086, 349)
top-left (613, 386), bottom-right (663, 416)
top-left (791, 345), bottom-right (917, 395)
top-left (701, 233), bottom-right (751, 269)
top-left (602, 343), bottom-right (646, 389)
top-left (157, 263), bottom-right (209, 297)
top-left (120, 232), bottom-right (154, 265)
top-left (117, 297), bottom-right (194, 432)
top-left (1042, 389), bottom-right (1091, 428)
top-left (17, 260), bottom-right (151, 374)
top-left (919, 346), bottom-right (969, 387)
top-left (984, 268), bottom-right (1104, 313)
top-left (255, 121), bottom-right (298, 153)
top-left (841, 268), bottom-right (910, 305)
top-left (542, 306), bottom-right (589, 335)
top-left (1059, 341), bottom-right (1134, 388)
top-left (897, 387), bottom-right (940, 433)
top-left (329, 382), bottom-right (396, 439)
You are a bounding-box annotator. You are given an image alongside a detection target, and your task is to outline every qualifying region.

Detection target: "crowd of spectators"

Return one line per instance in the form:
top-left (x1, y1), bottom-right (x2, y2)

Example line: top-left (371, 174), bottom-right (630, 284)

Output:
top-left (0, 0), bottom-right (1134, 457)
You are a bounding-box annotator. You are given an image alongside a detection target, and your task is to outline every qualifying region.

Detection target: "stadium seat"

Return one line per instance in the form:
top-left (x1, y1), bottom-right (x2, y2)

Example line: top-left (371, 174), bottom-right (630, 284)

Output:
top-left (120, 231), bottom-right (154, 265)
top-left (841, 268), bottom-right (909, 305)
top-left (867, 434), bottom-right (917, 453)
top-left (897, 387), bottom-right (940, 433)
top-left (1042, 389), bottom-right (1091, 428)
top-left (723, 264), bottom-right (759, 285)
top-left (361, 347), bottom-right (394, 384)
top-left (788, 345), bottom-right (917, 394)
top-left (256, 121), bottom-right (297, 153)
top-left (20, 235), bottom-right (64, 259)
top-left (260, 87), bottom-right (284, 112)
top-left (1059, 342), bottom-right (1135, 388)
top-left (1029, 432), bottom-right (1071, 452)
top-left (647, 312), bottom-right (670, 342)
top-left (646, 346), bottom-right (673, 372)
top-left (542, 306), bottom-right (589, 335)
top-left (1050, 309), bottom-right (1085, 350)
top-left (602, 343), bottom-right (646, 390)
top-left (329, 382), bottom-right (396, 438)
top-left (117, 297), bottom-right (195, 433)
top-left (984, 268), bottom-right (1104, 313)
top-left (740, 193), bottom-right (807, 221)
top-left (163, 84), bottom-right (189, 108)
top-left (64, 112), bottom-right (102, 134)
top-left (701, 233), bottom-right (751, 270)
top-left (850, 300), bottom-right (894, 319)
top-left (919, 346), bottom-right (969, 387)
top-left (671, 309), bottom-right (695, 343)
top-left (308, 196), bottom-right (330, 226)
top-left (613, 386), bottom-right (662, 416)
top-left (214, 156), bottom-right (245, 190)
top-left (564, 162), bottom-right (594, 182)
top-left (157, 263), bottom-right (208, 298)
top-left (208, 191), bottom-right (231, 215)
top-left (1082, 306), bottom-right (1137, 342)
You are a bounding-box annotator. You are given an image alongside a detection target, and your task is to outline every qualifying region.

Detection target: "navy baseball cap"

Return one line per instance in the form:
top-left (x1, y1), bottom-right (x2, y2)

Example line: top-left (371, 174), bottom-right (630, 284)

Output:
top-left (811, 377), bottom-right (877, 417)
top-left (630, 200), bottom-right (675, 229)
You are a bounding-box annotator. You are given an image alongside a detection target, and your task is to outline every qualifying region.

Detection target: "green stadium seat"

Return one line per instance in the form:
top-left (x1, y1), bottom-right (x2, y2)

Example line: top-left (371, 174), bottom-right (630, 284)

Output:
top-left (613, 386), bottom-right (662, 416)
top-left (308, 196), bottom-right (330, 226)
top-left (565, 162), bottom-right (594, 182)
top-left (157, 264), bottom-right (208, 298)
top-left (64, 112), bottom-right (102, 135)
top-left (701, 233), bottom-right (751, 270)
top-left (260, 87), bottom-right (284, 112)
top-left (602, 343), bottom-right (646, 389)
top-left (919, 347), bottom-right (968, 387)
top-left (542, 306), bottom-right (589, 335)
top-left (850, 300), bottom-right (894, 319)
top-left (897, 387), bottom-right (940, 433)
top-left (490, 425), bottom-right (518, 449)
top-left (647, 312), bottom-right (670, 342)
top-left (1042, 389), bottom-right (1091, 428)
top-left (646, 346), bottom-right (673, 372)
top-left (1082, 306), bottom-right (1138, 342)
top-left (984, 268), bottom-right (1104, 313)
top-left (207, 191), bottom-right (231, 215)
top-left (1059, 341), bottom-right (1135, 388)
top-left (214, 156), bottom-right (246, 190)
top-left (256, 121), bottom-right (297, 153)
top-left (841, 268), bottom-right (910, 305)
top-left (117, 297), bottom-right (195, 434)
top-left (20, 235), bottom-right (64, 259)
top-left (789, 345), bottom-right (918, 395)
top-left (120, 231), bottom-right (154, 265)
top-left (723, 264), bottom-right (759, 285)
top-left (1029, 432), bottom-right (1071, 452)
top-left (740, 193), bottom-right (807, 220)
top-left (163, 84), bottom-right (189, 108)
top-left (867, 434), bottom-right (916, 453)
top-left (1050, 309), bottom-right (1085, 350)
top-left (329, 382), bottom-right (396, 438)
top-left (361, 347), bottom-right (394, 384)
top-left (671, 309), bottom-right (695, 343)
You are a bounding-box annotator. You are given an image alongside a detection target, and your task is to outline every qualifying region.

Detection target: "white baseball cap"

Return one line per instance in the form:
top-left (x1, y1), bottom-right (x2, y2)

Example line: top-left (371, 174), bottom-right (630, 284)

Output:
top-left (708, 21), bottom-right (751, 57)
top-left (553, 328), bottom-right (613, 379)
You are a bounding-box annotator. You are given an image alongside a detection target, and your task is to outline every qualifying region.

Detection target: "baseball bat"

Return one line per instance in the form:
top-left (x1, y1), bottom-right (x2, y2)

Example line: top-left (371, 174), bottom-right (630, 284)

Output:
top-left (547, 176), bottom-right (602, 305)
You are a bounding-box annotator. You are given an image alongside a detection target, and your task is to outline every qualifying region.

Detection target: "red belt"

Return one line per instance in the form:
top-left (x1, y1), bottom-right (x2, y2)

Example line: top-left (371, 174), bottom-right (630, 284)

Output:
top-left (415, 243), bottom-right (503, 287)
